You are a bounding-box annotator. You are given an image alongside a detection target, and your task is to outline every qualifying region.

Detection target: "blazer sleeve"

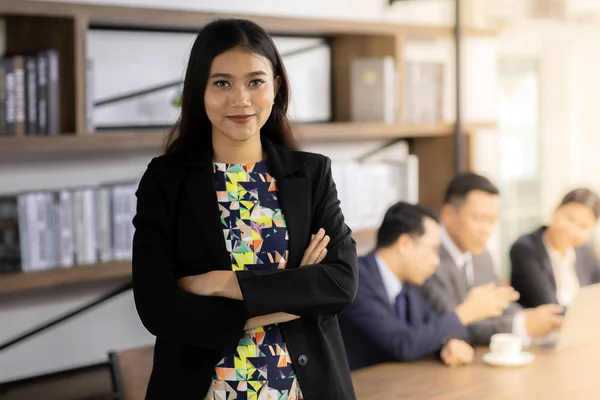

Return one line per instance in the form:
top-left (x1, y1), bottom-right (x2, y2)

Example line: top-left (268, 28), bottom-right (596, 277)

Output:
top-left (582, 245), bottom-right (600, 284)
top-left (342, 280), bottom-right (469, 362)
top-left (132, 159), bottom-right (247, 352)
top-left (235, 156), bottom-right (358, 318)
top-left (466, 311), bottom-right (517, 346)
top-left (420, 274), bottom-right (454, 314)
top-left (510, 239), bottom-right (557, 307)
top-left (422, 265), bottom-right (521, 346)
top-left (593, 257), bottom-right (600, 284)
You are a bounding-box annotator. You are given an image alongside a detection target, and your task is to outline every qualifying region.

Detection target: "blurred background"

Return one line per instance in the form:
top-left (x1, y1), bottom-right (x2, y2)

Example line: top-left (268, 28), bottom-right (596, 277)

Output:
top-left (1, 0), bottom-right (600, 398)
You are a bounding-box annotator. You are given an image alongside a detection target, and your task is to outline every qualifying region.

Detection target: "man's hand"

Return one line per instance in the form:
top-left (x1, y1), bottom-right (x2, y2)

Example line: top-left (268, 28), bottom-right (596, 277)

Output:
top-left (440, 339), bottom-right (474, 367)
top-left (524, 304), bottom-right (565, 337)
top-left (300, 228), bottom-right (330, 266)
top-left (455, 283), bottom-right (520, 325)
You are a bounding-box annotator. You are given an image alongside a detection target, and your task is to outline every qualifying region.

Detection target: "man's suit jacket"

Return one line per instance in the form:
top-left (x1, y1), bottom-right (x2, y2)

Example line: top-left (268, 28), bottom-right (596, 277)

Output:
top-left (510, 226), bottom-right (600, 308)
top-left (338, 252), bottom-right (469, 371)
top-left (132, 138), bottom-right (358, 399)
top-left (421, 245), bottom-right (522, 345)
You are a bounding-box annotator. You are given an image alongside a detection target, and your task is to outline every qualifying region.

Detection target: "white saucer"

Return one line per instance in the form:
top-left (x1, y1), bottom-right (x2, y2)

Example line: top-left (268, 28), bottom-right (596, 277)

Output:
top-left (482, 352), bottom-right (535, 368)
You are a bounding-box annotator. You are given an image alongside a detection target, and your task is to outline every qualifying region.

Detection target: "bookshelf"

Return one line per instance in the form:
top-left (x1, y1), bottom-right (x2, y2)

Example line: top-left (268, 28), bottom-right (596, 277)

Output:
top-left (0, 0), bottom-right (498, 296)
top-left (0, 228), bottom-right (382, 297)
top-left (0, 261), bottom-right (131, 297)
top-left (0, 121), bottom-right (496, 156)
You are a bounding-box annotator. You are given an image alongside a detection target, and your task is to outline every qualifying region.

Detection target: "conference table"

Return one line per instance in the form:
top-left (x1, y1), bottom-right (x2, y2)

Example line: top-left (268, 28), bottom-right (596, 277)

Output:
top-left (351, 341), bottom-right (600, 399)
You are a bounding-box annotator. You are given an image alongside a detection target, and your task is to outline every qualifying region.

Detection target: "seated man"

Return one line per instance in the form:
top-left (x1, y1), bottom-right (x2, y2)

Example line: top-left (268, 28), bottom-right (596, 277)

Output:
top-left (338, 202), bottom-right (518, 370)
top-left (422, 172), bottom-right (565, 346)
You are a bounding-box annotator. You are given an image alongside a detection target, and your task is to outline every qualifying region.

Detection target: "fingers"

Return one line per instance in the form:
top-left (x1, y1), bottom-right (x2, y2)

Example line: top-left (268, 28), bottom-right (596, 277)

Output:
top-left (300, 228), bottom-right (330, 266)
top-left (490, 287), bottom-right (519, 312)
top-left (451, 340), bottom-right (474, 365)
top-left (549, 315), bottom-right (565, 328)
top-left (440, 344), bottom-right (453, 366)
top-left (538, 303), bottom-right (565, 315)
top-left (316, 247), bottom-right (328, 263)
top-left (300, 229), bottom-right (323, 265)
top-left (442, 340), bottom-right (472, 367)
top-left (457, 341), bottom-right (475, 363)
top-left (304, 228), bottom-right (325, 257)
top-left (536, 304), bottom-right (566, 328)
top-left (178, 276), bottom-right (194, 291)
top-left (495, 286), bottom-right (520, 302)
top-left (313, 233), bottom-right (330, 261)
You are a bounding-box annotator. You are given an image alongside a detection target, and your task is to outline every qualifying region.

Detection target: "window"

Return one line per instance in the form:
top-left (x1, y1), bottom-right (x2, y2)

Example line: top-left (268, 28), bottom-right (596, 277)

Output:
top-left (497, 58), bottom-right (542, 278)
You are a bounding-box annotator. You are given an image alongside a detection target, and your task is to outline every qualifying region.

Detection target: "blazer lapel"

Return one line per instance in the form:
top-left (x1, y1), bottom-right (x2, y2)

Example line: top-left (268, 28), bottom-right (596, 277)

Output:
top-left (533, 227), bottom-right (557, 290)
top-left (263, 139), bottom-right (308, 270)
top-left (183, 166), bottom-right (232, 271)
top-left (439, 245), bottom-right (467, 300)
top-left (179, 138), bottom-right (309, 272)
top-left (365, 252), bottom-right (396, 314)
top-left (574, 247), bottom-right (588, 286)
top-left (277, 177), bottom-right (310, 269)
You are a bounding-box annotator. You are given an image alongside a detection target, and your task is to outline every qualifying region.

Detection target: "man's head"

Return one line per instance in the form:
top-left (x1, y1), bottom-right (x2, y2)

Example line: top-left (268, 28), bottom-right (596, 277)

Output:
top-left (376, 202), bottom-right (441, 285)
top-left (441, 172), bottom-right (500, 254)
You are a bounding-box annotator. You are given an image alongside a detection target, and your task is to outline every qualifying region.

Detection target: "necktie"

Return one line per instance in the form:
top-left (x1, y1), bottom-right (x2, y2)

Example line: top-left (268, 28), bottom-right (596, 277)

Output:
top-left (395, 290), bottom-right (407, 324)
top-left (461, 261), bottom-right (471, 289)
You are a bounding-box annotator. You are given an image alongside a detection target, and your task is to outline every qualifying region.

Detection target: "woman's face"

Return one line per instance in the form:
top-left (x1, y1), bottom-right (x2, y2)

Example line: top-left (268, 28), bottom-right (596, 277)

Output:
top-left (551, 202), bottom-right (597, 248)
top-left (204, 47), bottom-right (280, 145)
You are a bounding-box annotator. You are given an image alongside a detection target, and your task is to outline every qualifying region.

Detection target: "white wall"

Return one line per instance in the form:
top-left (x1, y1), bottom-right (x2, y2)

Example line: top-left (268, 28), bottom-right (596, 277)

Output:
top-left (0, 154), bottom-right (157, 382)
top-left (37, 0), bottom-right (456, 25)
top-left (495, 18), bottom-right (600, 266)
top-left (0, 0), bottom-right (499, 382)
top-left (498, 21), bottom-right (600, 220)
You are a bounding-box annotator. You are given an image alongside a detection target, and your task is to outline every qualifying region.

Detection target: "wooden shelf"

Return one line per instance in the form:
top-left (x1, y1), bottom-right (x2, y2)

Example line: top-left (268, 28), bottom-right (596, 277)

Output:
top-left (0, 227), bottom-right (382, 297)
top-left (0, 261), bottom-right (131, 297)
top-left (0, 1), bottom-right (500, 37)
top-left (0, 1), bottom-right (499, 298)
top-left (0, 121), bottom-right (496, 157)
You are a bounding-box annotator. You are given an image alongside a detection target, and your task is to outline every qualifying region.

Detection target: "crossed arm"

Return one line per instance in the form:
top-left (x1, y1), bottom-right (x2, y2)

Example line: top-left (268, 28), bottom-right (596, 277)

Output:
top-left (132, 157), bottom-right (357, 352)
top-left (178, 229), bottom-right (331, 329)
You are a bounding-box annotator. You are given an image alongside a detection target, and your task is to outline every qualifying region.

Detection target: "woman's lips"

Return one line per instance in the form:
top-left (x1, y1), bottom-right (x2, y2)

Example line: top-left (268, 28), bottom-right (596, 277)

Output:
top-left (227, 115), bottom-right (254, 124)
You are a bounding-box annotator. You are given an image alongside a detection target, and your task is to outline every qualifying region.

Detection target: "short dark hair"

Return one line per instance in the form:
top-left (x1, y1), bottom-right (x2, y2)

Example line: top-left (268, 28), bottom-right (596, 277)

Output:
top-left (443, 172), bottom-right (500, 207)
top-left (165, 18), bottom-right (298, 154)
top-left (376, 202), bottom-right (439, 249)
top-left (560, 188), bottom-right (600, 220)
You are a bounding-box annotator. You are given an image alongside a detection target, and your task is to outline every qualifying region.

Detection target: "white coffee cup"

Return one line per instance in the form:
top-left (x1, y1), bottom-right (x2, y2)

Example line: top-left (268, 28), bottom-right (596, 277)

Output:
top-left (489, 333), bottom-right (522, 361)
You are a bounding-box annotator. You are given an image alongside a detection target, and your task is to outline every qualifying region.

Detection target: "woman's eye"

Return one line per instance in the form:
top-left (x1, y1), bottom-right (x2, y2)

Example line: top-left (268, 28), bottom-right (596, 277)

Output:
top-left (249, 79), bottom-right (265, 87)
top-left (214, 80), bottom-right (229, 88)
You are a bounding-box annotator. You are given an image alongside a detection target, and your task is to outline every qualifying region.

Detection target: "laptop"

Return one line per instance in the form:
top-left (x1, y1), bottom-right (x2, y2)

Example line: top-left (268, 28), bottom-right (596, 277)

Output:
top-left (555, 282), bottom-right (600, 350)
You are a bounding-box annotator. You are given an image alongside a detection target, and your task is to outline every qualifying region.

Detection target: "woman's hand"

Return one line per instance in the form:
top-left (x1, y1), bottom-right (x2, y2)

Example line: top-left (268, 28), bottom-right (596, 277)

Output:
top-left (300, 228), bottom-right (330, 267)
top-left (244, 312), bottom-right (300, 330)
top-left (178, 271), bottom-right (242, 300)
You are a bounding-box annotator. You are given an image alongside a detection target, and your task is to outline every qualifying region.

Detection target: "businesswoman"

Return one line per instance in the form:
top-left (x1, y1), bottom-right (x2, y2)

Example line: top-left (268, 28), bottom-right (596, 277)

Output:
top-left (510, 188), bottom-right (600, 308)
top-left (131, 18), bottom-right (358, 400)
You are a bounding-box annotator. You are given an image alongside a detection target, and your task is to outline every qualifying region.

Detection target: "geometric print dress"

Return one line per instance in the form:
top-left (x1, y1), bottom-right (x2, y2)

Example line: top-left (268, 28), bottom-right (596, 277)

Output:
top-left (204, 160), bottom-right (304, 400)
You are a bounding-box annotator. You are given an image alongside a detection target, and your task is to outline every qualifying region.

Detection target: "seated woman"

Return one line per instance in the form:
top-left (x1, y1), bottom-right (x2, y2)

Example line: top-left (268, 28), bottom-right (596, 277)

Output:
top-left (510, 188), bottom-right (600, 308)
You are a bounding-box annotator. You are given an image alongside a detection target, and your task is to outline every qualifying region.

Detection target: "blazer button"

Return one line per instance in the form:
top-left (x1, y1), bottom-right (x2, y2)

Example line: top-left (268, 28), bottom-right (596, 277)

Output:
top-left (298, 355), bottom-right (308, 366)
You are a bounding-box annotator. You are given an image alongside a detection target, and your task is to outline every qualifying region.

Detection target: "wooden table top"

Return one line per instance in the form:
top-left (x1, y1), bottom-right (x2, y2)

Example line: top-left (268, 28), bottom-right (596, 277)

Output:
top-left (351, 341), bottom-right (600, 400)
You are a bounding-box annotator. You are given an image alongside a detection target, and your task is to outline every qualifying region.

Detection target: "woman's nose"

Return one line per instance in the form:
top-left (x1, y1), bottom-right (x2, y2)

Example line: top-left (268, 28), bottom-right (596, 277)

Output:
top-left (230, 86), bottom-right (251, 108)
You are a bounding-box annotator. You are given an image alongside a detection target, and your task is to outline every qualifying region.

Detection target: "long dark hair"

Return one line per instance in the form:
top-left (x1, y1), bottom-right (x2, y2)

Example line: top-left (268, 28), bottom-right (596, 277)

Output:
top-left (559, 188), bottom-right (600, 220)
top-left (164, 18), bottom-right (299, 154)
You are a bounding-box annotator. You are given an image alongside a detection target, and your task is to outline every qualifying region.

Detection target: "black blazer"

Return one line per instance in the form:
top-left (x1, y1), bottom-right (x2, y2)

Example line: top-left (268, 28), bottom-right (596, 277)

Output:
top-left (131, 138), bottom-right (358, 399)
top-left (338, 252), bottom-right (469, 370)
top-left (510, 226), bottom-right (600, 308)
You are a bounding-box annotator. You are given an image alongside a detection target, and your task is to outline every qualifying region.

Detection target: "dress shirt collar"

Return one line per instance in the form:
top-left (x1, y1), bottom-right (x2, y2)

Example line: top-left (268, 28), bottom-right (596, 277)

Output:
top-left (440, 225), bottom-right (473, 270)
top-left (374, 252), bottom-right (403, 305)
